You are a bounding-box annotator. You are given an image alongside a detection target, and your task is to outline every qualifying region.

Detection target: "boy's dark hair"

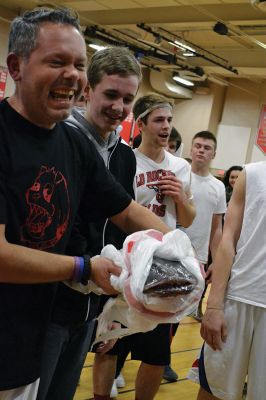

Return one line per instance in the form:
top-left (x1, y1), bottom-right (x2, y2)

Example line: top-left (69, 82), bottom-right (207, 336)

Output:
top-left (132, 133), bottom-right (142, 149)
top-left (192, 130), bottom-right (217, 150)
top-left (9, 7), bottom-right (81, 59)
top-left (169, 127), bottom-right (182, 151)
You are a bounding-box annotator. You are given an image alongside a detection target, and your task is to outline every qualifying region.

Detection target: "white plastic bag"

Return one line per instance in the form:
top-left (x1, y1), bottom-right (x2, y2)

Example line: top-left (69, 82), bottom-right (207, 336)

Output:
top-left (94, 229), bottom-right (204, 344)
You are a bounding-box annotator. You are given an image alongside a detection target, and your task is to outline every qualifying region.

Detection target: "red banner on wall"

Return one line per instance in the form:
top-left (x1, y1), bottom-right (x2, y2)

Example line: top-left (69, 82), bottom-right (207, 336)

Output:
top-left (120, 112), bottom-right (140, 144)
top-left (256, 105), bottom-right (266, 155)
top-left (0, 66), bottom-right (8, 101)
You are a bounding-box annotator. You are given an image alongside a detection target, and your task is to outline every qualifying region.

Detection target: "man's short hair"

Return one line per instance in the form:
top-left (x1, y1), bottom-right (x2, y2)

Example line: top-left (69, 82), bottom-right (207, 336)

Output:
top-left (192, 130), bottom-right (217, 150)
top-left (8, 7), bottom-right (81, 59)
top-left (169, 127), bottom-right (182, 151)
top-left (133, 93), bottom-right (173, 124)
top-left (88, 47), bottom-right (142, 88)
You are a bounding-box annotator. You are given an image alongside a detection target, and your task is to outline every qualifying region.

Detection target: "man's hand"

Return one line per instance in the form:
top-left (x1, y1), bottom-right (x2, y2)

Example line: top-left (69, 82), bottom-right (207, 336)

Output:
top-left (96, 339), bottom-right (117, 354)
top-left (200, 309), bottom-right (227, 351)
top-left (90, 256), bottom-right (121, 294)
top-left (157, 175), bottom-right (186, 204)
top-left (96, 322), bottom-right (120, 354)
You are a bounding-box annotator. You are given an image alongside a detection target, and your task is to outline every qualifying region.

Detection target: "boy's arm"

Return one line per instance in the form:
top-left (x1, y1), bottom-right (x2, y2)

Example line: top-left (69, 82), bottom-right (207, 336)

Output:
top-left (200, 170), bottom-right (246, 350)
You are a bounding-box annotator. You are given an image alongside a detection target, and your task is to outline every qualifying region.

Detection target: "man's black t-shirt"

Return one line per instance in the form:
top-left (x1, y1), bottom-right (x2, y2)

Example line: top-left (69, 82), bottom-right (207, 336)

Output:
top-left (0, 99), bottom-right (131, 390)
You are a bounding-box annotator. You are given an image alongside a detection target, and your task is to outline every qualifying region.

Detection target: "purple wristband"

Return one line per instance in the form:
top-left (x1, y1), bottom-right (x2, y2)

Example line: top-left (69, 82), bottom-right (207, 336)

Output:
top-left (73, 256), bottom-right (84, 282)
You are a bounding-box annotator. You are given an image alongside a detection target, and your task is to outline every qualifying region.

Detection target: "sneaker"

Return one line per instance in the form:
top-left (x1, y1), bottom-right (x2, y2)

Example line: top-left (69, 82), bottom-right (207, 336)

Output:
top-left (116, 372), bottom-right (126, 388)
top-left (110, 380), bottom-right (118, 398)
top-left (163, 365), bottom-right (178, 382)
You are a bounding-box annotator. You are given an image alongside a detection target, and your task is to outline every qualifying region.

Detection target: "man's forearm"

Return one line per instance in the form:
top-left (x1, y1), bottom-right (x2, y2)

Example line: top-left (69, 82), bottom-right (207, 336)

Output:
top-left (0, 236), bottom-right (74, 284)
top-left (128, 203), bottom-right (171, 234)
top-left (206, 237), bottom-right (235, 308)
top-left (111, 200), bottom-right (170, 235)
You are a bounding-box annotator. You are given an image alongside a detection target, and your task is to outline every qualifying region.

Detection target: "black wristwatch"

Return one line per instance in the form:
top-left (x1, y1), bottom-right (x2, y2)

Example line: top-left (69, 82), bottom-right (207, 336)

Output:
top-left (81, 254), bottom-right (92, 285)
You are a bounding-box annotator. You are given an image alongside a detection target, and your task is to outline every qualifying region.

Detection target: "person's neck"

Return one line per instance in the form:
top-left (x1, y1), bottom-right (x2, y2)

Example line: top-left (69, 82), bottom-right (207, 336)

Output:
top-left (192, 162), bottom-right (210, 177)
top-left (85, 110), bottom-right (111, 140)
top-left (8, 96), bottom-right (55, 129)
top-left (138, 143), bottom-right (165, 163)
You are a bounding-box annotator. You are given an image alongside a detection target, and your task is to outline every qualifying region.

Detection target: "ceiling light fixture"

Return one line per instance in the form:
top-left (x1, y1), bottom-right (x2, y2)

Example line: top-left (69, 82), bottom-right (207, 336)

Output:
top-left (183, 52), bottom-right (194, 57)
top-left (138, 23), bottom-right (238, 75)
top-left (173, 40), bottom-right (196, 53)
top-left (88, 44), bottom-right (106, 51)
top-left (173, 74), bottom-right (194, 87)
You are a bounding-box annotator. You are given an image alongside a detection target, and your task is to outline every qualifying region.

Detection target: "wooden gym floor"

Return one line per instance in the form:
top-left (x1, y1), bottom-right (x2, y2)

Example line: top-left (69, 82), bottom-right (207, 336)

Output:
top-left (74, 314), bottom-right (203, 400)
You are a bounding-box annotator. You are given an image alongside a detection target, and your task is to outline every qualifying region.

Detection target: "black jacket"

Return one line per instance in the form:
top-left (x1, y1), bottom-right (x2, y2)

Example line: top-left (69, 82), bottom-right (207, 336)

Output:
top-left (51, 117), bottom-right (136, 324)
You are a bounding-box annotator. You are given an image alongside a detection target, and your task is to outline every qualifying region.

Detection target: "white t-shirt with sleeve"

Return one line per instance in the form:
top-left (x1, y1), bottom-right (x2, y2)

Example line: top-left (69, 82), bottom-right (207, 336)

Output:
top-left (227, 161), bottom-right (266, 308)
top-left (134, 149), bottom-right (191, 230)
top-left (184, 172), bottom-right (226, 263)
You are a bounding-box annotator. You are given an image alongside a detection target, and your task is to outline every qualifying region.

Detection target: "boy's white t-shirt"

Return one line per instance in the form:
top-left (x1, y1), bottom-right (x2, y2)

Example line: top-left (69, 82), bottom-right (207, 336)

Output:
top-left (227, 161), bottom-right (266, 308)
top-left (184, 172), bottom-right (226, 263)
top-left (134, 149), bottom-right (191, 230)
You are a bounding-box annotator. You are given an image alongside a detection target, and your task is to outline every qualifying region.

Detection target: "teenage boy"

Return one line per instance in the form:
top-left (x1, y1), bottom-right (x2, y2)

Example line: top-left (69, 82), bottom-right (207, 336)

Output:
top-left (190, 162), bottom-right (266, 400)
top-left (81, 48), bottom-right (140, 400)
top-left (185, 131), bottom-right (226, 321)
top-left (129, 94), bottom-right (195, 400)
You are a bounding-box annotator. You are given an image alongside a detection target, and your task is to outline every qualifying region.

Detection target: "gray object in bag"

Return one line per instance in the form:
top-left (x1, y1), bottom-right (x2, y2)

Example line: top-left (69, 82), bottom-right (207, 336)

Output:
top-left (143, 256), bottom-right (197, 297)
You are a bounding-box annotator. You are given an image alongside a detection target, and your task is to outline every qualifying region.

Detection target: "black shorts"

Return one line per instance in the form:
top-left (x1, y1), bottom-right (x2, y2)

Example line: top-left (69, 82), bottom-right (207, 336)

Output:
top-left (109, 323), bottom-right (172, 366)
